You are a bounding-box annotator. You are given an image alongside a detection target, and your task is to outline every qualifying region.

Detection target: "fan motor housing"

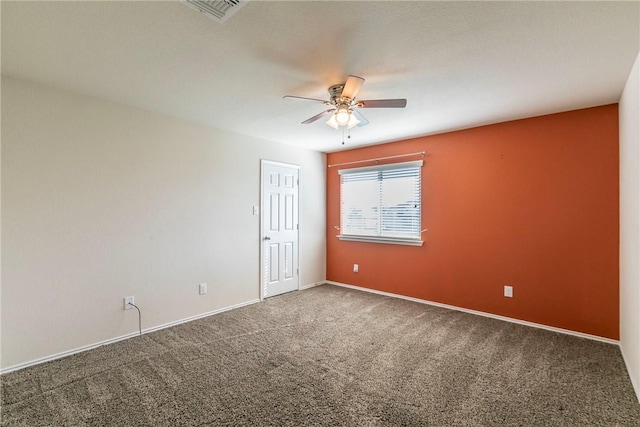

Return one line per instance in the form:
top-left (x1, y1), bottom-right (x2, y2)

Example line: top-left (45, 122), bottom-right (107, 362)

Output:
top-left (328, 84), bottom-right (346, 103)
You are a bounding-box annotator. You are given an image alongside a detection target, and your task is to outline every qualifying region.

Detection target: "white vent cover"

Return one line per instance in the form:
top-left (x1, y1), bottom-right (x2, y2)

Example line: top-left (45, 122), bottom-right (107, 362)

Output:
top-left (181, 0), bottom-right (248, 24)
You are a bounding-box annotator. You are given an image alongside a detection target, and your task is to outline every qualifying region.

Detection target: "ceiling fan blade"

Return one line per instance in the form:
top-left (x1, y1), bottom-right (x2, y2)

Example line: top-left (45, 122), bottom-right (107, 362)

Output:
top-left (352, 109), bottom-right (369, 127)
top-left (358, 99), bottom-right (407, 108)
top-left (283, 95), bottom-right (329, 104)
top-left (301, 109), bottom-right (335, 124)
top-left (341, 75), bottom-right (365, 99)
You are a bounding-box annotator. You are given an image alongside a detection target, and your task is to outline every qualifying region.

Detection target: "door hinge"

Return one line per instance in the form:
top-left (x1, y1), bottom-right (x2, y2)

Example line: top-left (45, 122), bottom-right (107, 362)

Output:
top-left (297, 268), bottom-right (299, 275)
top-left (297, 224), bottom-right (299, 230)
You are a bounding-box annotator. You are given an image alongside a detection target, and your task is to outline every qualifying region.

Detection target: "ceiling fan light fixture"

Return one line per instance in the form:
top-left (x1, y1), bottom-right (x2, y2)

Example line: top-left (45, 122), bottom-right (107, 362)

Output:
top-left (326, 114), bottom-right (340, 129)
top-left (347, 113), bottom-right (360, 129)
top-left (335, 105), bottom-right (351, 125)
top-left (326, 108), bottom-right (359, 129)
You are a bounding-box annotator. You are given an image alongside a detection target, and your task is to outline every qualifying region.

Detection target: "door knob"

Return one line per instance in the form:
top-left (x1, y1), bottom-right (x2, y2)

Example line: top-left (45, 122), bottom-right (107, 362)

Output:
top-left (263, 236), bottom-right (271, 240)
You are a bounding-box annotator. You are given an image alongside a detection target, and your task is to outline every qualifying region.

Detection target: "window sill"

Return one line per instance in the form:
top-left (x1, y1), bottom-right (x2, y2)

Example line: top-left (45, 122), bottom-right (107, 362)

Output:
top-left (337, 235), bottom-right (424, 246)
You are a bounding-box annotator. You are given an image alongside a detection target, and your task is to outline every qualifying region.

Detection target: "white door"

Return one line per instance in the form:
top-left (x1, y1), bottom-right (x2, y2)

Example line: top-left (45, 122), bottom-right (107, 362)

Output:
top-left (261, 161), bottom-right (299, 299)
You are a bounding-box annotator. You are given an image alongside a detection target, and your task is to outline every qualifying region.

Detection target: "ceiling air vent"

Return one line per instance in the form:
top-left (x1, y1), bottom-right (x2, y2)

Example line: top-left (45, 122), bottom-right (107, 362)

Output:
top-left (181, 0), bottom-right (248, 24)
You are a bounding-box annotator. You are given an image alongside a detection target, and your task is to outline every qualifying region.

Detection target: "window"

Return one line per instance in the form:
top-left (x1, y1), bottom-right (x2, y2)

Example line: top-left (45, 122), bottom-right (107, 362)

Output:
top-left (338, 160), bottom-right (423, 246)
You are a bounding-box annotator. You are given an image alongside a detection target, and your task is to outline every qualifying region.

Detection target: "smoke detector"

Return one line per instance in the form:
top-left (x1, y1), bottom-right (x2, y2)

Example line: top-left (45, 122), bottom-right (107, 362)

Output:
top-left (181, 0), bottom-right (248, 24)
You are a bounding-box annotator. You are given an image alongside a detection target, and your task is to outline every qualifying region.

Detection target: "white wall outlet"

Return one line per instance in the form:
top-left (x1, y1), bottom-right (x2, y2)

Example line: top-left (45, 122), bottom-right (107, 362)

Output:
top-left (199, 283), bottom-right (207, 295)
top-left (124, 296), bottom-right (134, 310)
top-left (504, 285), bottom-right (513, 298)
top-left (353, 264), bottom-right (359, 273)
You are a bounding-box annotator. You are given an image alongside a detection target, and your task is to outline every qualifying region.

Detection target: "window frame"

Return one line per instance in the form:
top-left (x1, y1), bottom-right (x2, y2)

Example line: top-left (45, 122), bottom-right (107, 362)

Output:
top-left (337, 160), bottom-right (424, 247)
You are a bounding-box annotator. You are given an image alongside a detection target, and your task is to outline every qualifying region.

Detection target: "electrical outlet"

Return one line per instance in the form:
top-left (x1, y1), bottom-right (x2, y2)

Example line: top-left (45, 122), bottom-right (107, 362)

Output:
top-left (124, 296), bottom-right (134, 310)
top-left (504, 285), bottom-right (513, 298)
top-left (199, 283), bottom-right (207, 295)
top-left (353, 264), bottom-right (359, 273)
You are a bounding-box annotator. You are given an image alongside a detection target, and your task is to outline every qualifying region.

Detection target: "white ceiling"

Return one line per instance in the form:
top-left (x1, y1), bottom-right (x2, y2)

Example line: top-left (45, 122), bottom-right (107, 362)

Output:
top-left (2, 1), bottom-right (639, 153)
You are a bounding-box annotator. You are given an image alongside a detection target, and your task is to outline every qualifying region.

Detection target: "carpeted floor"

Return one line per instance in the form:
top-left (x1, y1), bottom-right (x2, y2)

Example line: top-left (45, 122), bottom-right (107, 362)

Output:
top-left (1, 284), bottom-right (639, 426)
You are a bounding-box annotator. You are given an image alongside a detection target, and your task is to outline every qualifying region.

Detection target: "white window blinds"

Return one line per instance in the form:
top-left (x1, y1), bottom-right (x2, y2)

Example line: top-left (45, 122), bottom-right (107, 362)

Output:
top-left (339, 160), bottom-right (422, 243)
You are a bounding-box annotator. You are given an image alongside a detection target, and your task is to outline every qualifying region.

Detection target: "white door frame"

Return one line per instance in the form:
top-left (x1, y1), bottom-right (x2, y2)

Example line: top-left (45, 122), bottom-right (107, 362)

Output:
top-left (260, 160), bottom-right (300, 301)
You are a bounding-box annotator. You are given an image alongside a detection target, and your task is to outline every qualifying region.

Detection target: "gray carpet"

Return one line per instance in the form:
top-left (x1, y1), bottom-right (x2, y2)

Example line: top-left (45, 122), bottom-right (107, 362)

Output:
top-left (1, 284), bottom-right (639, 426)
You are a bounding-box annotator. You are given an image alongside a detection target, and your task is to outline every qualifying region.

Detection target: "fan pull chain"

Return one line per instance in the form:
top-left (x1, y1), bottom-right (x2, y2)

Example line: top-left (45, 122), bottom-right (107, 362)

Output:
top-left (341, 126), bottom-right (353, 145)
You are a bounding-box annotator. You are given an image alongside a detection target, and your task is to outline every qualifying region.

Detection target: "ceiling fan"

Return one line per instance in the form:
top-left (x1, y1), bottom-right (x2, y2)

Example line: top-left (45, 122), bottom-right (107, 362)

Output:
top-left (283, 75), bottom-right (407, 130)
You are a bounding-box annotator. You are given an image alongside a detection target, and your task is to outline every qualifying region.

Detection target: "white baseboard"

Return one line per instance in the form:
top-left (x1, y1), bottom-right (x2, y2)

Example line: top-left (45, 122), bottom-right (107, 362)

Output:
top-left (1, 298), bottom-right (260, 375)
top-left (325, 281), bottom-right (619, 346)
top-left (300, 281), bottom-right (323, 290)
top-left (620, 343), bottom-right (640, 403)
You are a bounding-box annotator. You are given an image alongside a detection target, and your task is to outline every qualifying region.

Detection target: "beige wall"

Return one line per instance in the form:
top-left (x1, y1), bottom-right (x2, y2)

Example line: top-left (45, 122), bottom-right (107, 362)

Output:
top-left (1, 77), bottom-right (326, 370)
top-left (620, 51), bottom-right (640, 401)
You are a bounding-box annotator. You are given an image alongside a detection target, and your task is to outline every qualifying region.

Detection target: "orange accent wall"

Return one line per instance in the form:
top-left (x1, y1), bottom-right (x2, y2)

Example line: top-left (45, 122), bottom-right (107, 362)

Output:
top-left (326, 105), bottom-right (619, 340)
